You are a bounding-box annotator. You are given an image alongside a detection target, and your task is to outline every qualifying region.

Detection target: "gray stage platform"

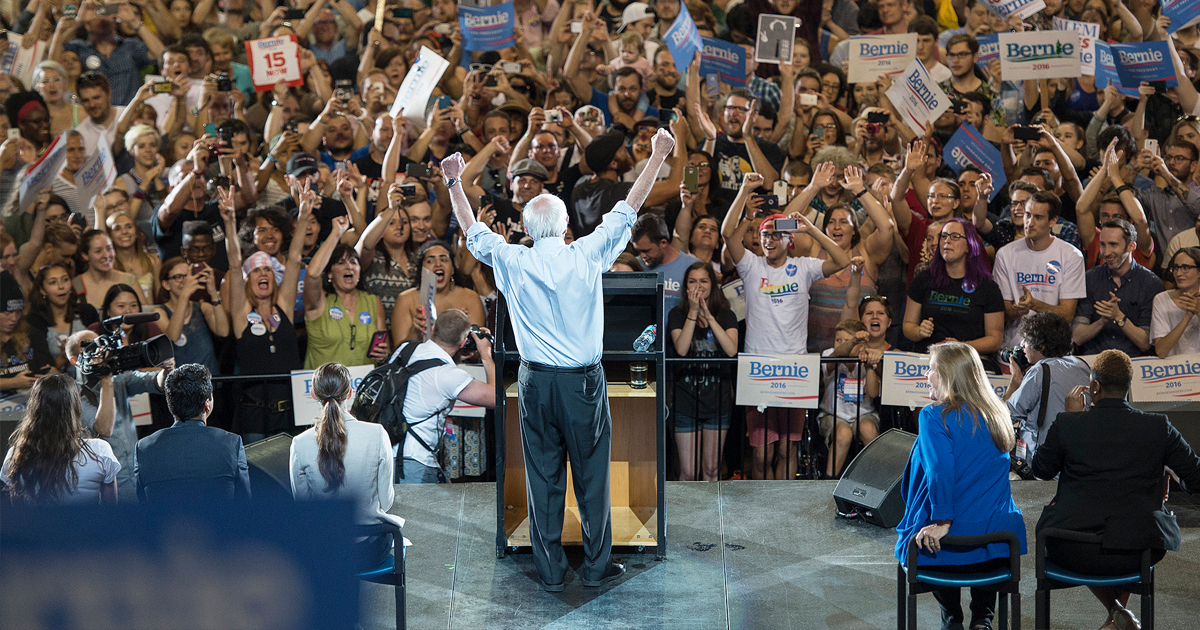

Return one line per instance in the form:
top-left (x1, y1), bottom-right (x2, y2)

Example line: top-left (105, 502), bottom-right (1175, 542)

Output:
top-left (360, 481), bottom-right (1200, 629)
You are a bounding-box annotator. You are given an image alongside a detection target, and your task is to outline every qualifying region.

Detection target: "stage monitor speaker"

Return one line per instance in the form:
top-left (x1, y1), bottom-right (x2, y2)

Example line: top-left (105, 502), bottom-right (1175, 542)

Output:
top-left (245, 433), bottom-right (294, 501)
top-left (833, 428), bottom-right (916, 528)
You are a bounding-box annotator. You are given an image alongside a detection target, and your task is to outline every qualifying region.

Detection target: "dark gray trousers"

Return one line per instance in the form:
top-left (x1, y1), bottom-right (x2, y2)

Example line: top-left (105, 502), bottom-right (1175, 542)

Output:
top-left (517, 360), bottom-right (613, 586)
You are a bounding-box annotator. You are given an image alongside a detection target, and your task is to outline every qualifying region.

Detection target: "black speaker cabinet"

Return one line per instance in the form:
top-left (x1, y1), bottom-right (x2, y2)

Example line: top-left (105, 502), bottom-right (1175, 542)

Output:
top-left (833, 429), bottom-right (916, 528)
top-left (245, 433), bottom-right (294, 501)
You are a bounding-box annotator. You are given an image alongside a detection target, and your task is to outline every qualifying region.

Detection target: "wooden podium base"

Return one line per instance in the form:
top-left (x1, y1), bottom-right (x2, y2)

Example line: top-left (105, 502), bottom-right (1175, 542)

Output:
top-left (503, 380), bottom-right (659, 548)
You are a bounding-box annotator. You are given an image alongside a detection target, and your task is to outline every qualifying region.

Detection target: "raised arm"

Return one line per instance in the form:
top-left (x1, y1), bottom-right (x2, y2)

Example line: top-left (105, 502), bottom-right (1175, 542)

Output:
top-left (562, 11), bottom-right (599, 104)
top-left (625, 129), bottom-right (676, 212)
top-left (844, 165), bottom-right (894, 265)
top-left (720, 172), bottom-right (765, 265)
top-left (218, 187), bottom-right (245, 320)
top-left (303, 209), bottom-right (347, 316)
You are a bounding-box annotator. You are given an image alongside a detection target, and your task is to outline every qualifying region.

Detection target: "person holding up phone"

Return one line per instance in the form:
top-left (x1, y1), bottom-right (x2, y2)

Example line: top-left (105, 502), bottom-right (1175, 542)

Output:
top-left (152, 257), bottom-right (229, 376)
top-left (720, 171), bottom-right (852, 480)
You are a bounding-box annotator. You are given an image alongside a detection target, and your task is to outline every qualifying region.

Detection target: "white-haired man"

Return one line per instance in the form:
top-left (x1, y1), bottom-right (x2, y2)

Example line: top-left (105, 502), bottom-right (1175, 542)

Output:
top-left (441, 128), bottom-right (677, 593)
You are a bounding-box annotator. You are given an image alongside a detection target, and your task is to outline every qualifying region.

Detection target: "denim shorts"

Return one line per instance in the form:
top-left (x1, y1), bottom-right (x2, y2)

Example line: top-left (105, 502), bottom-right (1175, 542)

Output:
top-left (674, 411), bottom-right (731, 432)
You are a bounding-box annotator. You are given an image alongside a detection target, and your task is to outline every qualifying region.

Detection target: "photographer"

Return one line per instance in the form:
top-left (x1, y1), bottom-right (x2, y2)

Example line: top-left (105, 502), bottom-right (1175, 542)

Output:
top-left (1003, 312), bottom-right (1091, 469)
top-left (64, 330), bottom-right (171, 499)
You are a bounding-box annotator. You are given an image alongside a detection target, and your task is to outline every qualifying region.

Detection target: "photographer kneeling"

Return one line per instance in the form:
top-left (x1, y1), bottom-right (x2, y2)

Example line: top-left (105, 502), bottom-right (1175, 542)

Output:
top-left (65, 331), bottom-right (171, 500)
top-left (1003, 312), bottom-right (1091, 476)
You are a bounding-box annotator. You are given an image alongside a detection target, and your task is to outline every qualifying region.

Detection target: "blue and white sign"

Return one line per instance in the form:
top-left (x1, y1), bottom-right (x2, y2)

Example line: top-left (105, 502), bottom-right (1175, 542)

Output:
top-left (884, 59), bottom-right (951, 136)
top-left (389, 46), bottom-right (451, 128)
top-left (998, 31), bottom-right (1081, 81)
top-left (1110, 41), bottom-right (1178, 91)
top-left (980, 0), bottom-right (1046, 19)
top-left (943, 123), bottom-right (1006, 202)
top-left (291, 364), bottom-right (374, 426)
top-left (664, 9), bottom-right (702, 76)
top-left (847, 33), bottom-right (917, 84)
top-left (975, 33), bottom-right (1000, 71)
top-left (458, 2), bottom-right (517, 52)
top-left (881, 351), bottom-right (1010, 407)
top-left (736, 353), bottom-right (821, 410)
top-left (1094, 41), bottom-right (1135, 97)
top-left (1131, 353), bottom-right (1200, 402)
top-left (700, 37), bottom-right (746, 87)
top-left (1053, 16), bottom-right (1099, 75)
top-left (1162, 0), bottom-right (1200, 34)
top-left (18, 133), bottom-right (66, 212)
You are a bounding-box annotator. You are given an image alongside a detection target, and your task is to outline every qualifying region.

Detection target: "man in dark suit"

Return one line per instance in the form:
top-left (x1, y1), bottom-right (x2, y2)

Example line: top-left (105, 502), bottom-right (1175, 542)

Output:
top-left (1032, 349), bottom-right (1200, 630)
top-left (135, 364), bottom-right (251, 503)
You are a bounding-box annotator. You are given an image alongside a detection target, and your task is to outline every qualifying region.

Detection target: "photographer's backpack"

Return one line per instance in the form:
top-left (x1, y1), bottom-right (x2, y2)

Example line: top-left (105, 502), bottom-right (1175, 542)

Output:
top-left (350, 341), bottom-right (448, 478)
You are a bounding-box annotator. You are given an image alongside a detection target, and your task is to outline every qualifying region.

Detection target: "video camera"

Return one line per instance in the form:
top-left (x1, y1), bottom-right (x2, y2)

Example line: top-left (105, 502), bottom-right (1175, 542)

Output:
top-left (78, 313), bottom-right (174, 379)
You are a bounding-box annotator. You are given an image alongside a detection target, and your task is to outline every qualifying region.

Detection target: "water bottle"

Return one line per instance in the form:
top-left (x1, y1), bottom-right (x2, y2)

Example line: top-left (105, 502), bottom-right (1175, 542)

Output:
top-left (633, 325), bottom-right (657, 351)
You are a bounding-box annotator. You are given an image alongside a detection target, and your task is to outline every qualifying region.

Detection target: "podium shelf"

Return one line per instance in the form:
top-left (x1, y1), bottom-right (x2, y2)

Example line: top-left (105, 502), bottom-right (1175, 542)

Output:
top-left (504, 506), bottom-right (658, 548)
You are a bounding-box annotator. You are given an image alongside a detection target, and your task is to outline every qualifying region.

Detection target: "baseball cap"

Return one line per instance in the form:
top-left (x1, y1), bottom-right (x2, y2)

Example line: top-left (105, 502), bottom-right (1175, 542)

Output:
top-left (286, 152), bottom-right (319, 177)
top-left (584, 131), bottom-right (627, 173)
top-left (511, 158), bottom-right (550, 181)
top-left (619, 3), bottom-right (654, 32)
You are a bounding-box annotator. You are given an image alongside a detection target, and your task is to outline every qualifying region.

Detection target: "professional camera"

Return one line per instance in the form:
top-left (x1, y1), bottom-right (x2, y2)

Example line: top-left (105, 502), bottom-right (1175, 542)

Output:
top-left (461, 325), bottom-right (494, 353)
top-left (1001, 345), bottom-right (1031, 373)
top-left (78, 313), bottom-right (174, 378)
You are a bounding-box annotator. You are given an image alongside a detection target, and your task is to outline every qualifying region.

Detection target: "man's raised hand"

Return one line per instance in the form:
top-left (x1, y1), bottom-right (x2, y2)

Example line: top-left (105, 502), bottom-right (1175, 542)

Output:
top-left (442, 152), bottom-right (466, 180)
top-left (651, 128), bottom-right (675, 156)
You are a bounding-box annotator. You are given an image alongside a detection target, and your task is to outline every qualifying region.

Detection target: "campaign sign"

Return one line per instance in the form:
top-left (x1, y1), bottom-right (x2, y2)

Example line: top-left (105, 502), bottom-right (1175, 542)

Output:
top-left (1130, 353), bottom-right (1200, 402)
top-left (76, 142), bottom-right (117, 209)
top-left (700, 37), bottom-right (746, 87)
top-left (1162, 0), bottom-right (1200, 34)
top-left (736, 353), bottom-right (821, 410)
top-left (847, 33), bottom-right (917, 84)
top-left (245, 35), bottom-right (303, 92)
top-left (0, 392), bottom-right (27, 413)
top-left (722, 278), bottom-right (746, 321)
top-left (1110, 41), bottom-right (1178, 91)
top-left (18, 133), bottom-right (66, 212)
top-left (975, 33), bottom-right (1000, 71)
top-left (881, 351), bottom-right (1009, 407)
top-left (1054, 16), bottom-right (1099, 75)
top-left (998, 31), bottom-right (1081, 81)
top-left (290, 364), bottom-right (374, 426)
top-left (1094, 42), bottom-right (1137, 98)
top-left (458, 2), bottom-right (517, 52)
top-left (664, 9), bottom-right (702, 75)
top-left (943, 123), bottom-right (1006, 202)
top-left (390, 47), bottom-right (451, 128)
top-left (755, 14), bottom-right (796, 65)
top-left (885, 59), bottom-right (951, 135)
top-left (981, 0), bottom-right (1046, 18)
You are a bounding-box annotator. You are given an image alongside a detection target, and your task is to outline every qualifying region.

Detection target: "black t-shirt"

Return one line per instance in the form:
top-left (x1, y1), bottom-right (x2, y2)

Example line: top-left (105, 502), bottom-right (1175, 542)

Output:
top-left (486, 193), bottom-right (526, 242)
top-left (154, 200), bottom-right (230, 272)
top-left (570, 178), bottom-right (633, 238)
top-left (711, 134), bottom-right (787, 222)
top-left (907, 269), bottom-right (1005, 353)
top-left (650, 89), bottom-right (683, 112)
top-left (666, 305), bottom-right (738, 417)
top-left (353, 152), bottom-right (415, 223)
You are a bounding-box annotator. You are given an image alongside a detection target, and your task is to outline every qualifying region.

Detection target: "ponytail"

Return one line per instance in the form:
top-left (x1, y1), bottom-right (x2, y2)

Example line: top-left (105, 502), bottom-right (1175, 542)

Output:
top-left (312, 363), bottom-right (351, 491)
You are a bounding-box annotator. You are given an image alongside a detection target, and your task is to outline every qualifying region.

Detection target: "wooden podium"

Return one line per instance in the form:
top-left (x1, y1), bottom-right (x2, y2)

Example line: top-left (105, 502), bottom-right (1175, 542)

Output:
top-left (493, 272), bottom-right (667, 559)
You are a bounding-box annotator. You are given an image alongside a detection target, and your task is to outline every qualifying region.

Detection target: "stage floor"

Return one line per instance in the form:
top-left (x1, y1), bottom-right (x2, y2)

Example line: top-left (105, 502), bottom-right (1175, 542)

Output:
top-left (361, 481), bottom-right (1200, 629)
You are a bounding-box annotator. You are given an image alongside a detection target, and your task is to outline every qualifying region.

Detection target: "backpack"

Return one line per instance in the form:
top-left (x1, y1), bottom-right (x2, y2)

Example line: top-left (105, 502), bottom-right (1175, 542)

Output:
top-left (350, 341), bottom-right (449, 477)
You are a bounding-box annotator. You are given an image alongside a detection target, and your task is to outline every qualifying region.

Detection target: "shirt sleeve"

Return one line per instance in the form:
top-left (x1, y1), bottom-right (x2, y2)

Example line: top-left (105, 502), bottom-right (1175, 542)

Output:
top-left (1133, 276), bottom-right (1165, 329)
top-left (576, 200), bottom-right (637, 265)
top-left (1061, 245), bottom-right (1088, 300)
top-left (981, 280), bottom-right (1005, 313)
top-left (994, 248), bottom-right (1014, 301)
top-left (437, 365), bottom-right (475, 401)
top-left (376, 424), bottom-right (395, 512)
top-left (1006, 362), bottom-right (1042, 433)
top-left (289, 440), bottom-right (309, 500)
top-left (465, 220), bottom-right (506, 267)
top-left (122, 370), bottom-right (162, 396)
top-left (93, 440), bottom-right (120, 483)
top-left (917, 406), bottom-right (957, 522)
top-left (1150, 293), bottom-right (1171, 341)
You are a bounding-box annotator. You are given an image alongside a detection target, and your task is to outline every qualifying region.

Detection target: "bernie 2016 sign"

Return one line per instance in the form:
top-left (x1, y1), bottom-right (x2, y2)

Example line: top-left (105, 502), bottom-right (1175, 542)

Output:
top-left (998, 31), bottom-right (1081, 81)
top-left (736, 353), bottom-right (821, 410)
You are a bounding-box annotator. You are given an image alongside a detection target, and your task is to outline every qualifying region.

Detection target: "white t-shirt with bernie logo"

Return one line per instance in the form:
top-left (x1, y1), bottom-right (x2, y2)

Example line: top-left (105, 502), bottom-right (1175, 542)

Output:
top-left (735, 254), bottom-right (826, 355)
top-left (993, 236), bottom-right (1087, 347)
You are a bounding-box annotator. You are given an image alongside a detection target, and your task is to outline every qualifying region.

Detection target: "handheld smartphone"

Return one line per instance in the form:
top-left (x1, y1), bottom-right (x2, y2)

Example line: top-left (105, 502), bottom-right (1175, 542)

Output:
top-left (436, 95), bottom-right (453, 110)
top-left (7, 128), bottom-right (19, 140)
top-left (218, 126), bottom-right (234, 147)
top-left (68, 213), bottom-right (86, 229)
top-left (659, 109), bottom-right (676, 123)
top-left (63, 3), bottom-right (78, 18)
top-left (799, 93), bottom-right (818, 106)
top-left (368, 330), bottom-right (390, 357)
top-left (191, 262), bottom-right (206, 275)
top-left (1145, 138), bottom-right (1159, 154)
top-left (469, 63), bottom-right (491, 73)
top-left (866, 111), bottom-right (890, 124)
top-left (153, 81), bottom-right (174, 94)
top-left (772, 217), bottom-right (797, 231)
top-left (705, 73), bottom-right (719, 99)
top-left (334, 79), bottom-right (353, 102)
top-left (544, 109), bottom-right (563, 124)
top-left (500, 61), bottom-right (522, 74)
top-left (405, 163), bottom-right (431, 178)
top-left (1151, 80), bottom-right (1168, 94)
top-left (96, 3), bottom-right (118, 16)
top-left (484, 75), bottom-right (498, 87)
top-left (570, 21), bottom-right (583, 33)
top-left (773, 180), bottom-right (788, 203)
top-left (283, 8), bottom-right (306, 19)
top-left (284, 118), bottom-right (299, 134)
top-left (399, 183), bottom-right (418, 196)
top-left (392, 7), bottom-right (414, 18)
top-left (1013, 125), bottom-right (1041, 141)
top-left (684, 165), bottom-right (699, 194)
top-left (216, 75), bottom-right (232, 92)
top-left (433, 22), bottom-right (452, 35)
top-left (811, 125), bottom-right (825, 139)
top-left (204, 123), bottom-right (217, 137)
top-left (760, 196), bottom-right (780, 212)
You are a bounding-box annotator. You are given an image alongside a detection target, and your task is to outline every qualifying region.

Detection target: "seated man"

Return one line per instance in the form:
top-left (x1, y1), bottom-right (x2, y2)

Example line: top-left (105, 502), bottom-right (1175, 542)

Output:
top-left (1033, 349), bottom-right (1200, 630)
top-left (134, 363), bottom-right (251, 503)
top-left (1004, 312), bottom-right (1091, 473)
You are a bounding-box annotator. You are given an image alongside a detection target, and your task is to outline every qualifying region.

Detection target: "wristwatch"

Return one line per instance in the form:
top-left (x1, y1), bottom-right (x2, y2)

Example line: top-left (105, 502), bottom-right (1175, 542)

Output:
top-left (1115, 316), bottom-right (1127, 327)
top-left (445, 177), bottom-right (460, 188)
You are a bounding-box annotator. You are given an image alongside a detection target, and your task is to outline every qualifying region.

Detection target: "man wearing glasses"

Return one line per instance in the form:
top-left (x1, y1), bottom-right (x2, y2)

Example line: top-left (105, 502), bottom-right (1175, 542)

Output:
top-left (939, 34), bottom-right (1005, 128)
top-left (1140, 139), bottom-right (1200, 260)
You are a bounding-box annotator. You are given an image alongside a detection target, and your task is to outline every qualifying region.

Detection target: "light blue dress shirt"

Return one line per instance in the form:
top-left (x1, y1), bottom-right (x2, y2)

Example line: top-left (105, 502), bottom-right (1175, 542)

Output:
top-left (466, 201), bottom-right (637, 367)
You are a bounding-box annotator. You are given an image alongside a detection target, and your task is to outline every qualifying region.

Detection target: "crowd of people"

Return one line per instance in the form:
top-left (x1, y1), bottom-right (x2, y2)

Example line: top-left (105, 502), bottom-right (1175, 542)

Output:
top-left (1, 0), bottom-right (1200, 488)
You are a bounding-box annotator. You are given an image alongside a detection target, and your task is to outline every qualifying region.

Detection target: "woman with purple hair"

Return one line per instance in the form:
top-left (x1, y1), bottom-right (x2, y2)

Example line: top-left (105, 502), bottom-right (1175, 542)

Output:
top-left (903, 218), bottom-right (1006, 371)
